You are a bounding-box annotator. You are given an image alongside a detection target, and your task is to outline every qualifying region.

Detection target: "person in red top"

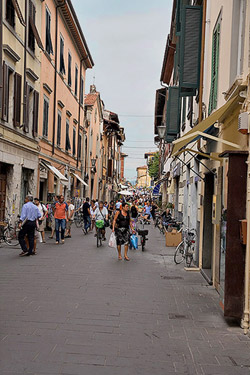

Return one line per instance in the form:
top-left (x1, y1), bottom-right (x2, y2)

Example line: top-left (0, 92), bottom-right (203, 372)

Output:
top-left (53, 195), bottom-right (68, 244)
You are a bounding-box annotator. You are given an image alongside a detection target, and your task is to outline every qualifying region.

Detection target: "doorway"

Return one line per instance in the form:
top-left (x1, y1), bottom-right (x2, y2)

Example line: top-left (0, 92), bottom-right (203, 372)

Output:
top-left (202, 173), bottom-right (214, 282)
top-left (0, 163), bottom-right (7, 221)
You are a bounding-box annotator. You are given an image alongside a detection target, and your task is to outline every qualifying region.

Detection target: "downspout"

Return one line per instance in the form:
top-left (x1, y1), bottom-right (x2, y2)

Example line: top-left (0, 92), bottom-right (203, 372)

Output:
top-left (243, 74), bottom-right (250, 334)
top-left (52, 1), bottom-right (66, 155)
top-left (198, 0), bottom-right (207, 271)
top-left (77, 58), bottom-right (83, 197)
top-left (22, 0), bottom-right (27, 127)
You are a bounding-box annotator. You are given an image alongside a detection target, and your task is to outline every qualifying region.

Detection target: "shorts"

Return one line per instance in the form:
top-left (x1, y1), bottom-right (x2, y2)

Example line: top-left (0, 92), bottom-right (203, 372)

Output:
top-left (38, 219), bottom-right (46, 232)
top-left (66, 220), bottom-right (73, 230)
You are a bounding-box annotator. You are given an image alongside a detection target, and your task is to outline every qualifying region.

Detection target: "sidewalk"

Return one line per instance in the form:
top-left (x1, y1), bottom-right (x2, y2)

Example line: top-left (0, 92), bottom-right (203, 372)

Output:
top-left (1, 224), bottom-right (250, 374)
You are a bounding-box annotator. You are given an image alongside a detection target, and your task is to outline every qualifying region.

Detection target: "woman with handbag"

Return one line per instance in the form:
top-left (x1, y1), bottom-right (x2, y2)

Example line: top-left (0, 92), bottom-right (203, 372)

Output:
top-left (112, 202), bottom-right (135, 261)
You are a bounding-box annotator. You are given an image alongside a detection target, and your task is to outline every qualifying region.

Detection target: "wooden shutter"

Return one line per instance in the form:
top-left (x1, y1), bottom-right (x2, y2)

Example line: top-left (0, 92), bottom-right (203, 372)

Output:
top-left (23, 83), bottom-right (30, 133)
top-left (1, 62), bottom-right (9, 121)
top-left (179, 6), bottom-right (202, 93)
top-left (165, 86), bottom-right (180, 140)
top-left (57, 112), bottom-right (61, 145)
top-left (32, 90), bottom-right (39, 137)
top-left (208, 23), bottom-right (220, 114)
top-left (13, 72), bottom-right (22, 127)
top-left (108, 159), bottom-right (113, 177)
top-left (29, 0), bottom-right (44, 50)
top-left (60, 37), bottom-right (65, 74)
top-left (11, 0), bottom-right (26, 26)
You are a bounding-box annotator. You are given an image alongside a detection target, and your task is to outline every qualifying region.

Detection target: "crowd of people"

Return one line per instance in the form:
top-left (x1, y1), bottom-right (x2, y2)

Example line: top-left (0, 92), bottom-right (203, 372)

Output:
top-left (18, 194), bottom-right (161, 261)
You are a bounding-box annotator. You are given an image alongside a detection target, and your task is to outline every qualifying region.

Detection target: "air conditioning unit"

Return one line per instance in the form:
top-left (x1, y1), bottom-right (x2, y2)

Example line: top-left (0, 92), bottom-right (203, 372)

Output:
top-left (238, 112), bottom-right (250, 134)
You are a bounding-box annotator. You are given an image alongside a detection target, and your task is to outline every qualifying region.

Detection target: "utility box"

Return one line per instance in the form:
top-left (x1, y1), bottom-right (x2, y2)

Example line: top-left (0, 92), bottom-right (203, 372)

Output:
top-left (165, 230), bottom-right (182, 247)
top-left (239, 219), bottom-right (247, 245)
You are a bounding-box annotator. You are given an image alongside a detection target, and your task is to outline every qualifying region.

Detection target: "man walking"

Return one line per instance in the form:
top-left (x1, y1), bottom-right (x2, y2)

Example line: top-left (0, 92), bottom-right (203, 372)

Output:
top-left (82, 197), bottom-right (91, 234)
top-left (19, 196), bottom-right (41, 256)
top-left (53, 195), bottom-right (68, 244)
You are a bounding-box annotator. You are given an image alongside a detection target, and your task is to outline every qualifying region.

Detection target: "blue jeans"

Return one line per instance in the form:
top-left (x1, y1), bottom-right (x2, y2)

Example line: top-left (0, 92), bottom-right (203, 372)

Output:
top-left (83, 215), bottom-right (91, 231)
top-left (55, 219), bottom-right (66, 242)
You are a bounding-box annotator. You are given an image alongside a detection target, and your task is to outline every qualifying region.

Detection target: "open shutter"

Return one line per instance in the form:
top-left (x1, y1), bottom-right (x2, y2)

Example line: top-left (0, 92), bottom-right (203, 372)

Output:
top-left (29, 1), bottom-right (44, 50)
top-left (60, 38), bottom-right (66, 74)
top-left (179, 6), bottom-right (202, 94)
top-left (13, 72), bottom-right (22, 127)
top-left (24, 83), bottom-right (30, 133)
top-left (11, 0), bottom-right (26, 26)
top-left (1, 62), bottom-right (9, 122)
top-left (208, 23), bottom-right (220, 114)
top-left (32, 90), bottom-right (39, 137)
top-left (165, 86), bottom-right (180, 140)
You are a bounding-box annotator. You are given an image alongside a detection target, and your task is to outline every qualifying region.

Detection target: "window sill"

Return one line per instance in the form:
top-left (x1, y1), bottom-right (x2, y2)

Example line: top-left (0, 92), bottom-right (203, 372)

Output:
top-left (44, 51), bottom-right (52, 62)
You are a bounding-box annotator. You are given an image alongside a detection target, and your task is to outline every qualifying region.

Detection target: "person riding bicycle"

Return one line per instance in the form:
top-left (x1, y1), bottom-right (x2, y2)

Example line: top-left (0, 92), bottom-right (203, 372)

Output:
top-left (94, 201), bottom-right (108, 240)
top-left (81, 197), bottom-right (91, 234)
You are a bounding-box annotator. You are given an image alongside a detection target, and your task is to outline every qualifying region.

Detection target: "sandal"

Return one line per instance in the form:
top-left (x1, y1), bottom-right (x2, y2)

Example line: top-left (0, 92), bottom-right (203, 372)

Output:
top-left (118, 256), bottom-right (122, 260)
top-left (124, 256), bottom-right (130, 261)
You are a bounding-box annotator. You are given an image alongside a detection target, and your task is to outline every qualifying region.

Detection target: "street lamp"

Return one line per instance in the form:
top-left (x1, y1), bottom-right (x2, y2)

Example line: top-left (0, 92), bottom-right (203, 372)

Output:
top-left (91, 158), bottom-right (96, 167)
top-left (157, 125), bottom-right (166, 140)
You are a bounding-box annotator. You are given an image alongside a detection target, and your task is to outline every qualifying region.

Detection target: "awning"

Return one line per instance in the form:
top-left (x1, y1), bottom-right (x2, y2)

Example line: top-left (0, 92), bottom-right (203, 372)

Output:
top-left (40, 161), bottom-right (68, 182)
top-left (72, 172), bottom-right (88, 187)
top-left (153, 184), bottom-right (161, 196)
top-left (172, 96), bottom-right (241, 155)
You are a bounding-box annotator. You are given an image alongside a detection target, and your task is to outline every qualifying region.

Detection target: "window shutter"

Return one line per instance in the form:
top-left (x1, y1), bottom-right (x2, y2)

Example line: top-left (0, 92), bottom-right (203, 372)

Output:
top-left (108, 159), bottom-right (113, 177)
top-left (78, 134), bottom-right (82, 158)
top-left (43, 98), bottom-right (49, 137)
top-left (179, 6), bottom-right (202, 94)
top-left (60, 38), bottom-right (65, 74)
top-left (45, 10), bottom-right (53, 55)
top-left (13, 72), bottom-right (22, 127)
top-left (208, 23), bottom-right (220, 114)
top-left (24, 83), bottom-right (30, 133)
top-left (32, 90), bottom-right (39, 137)
top-left (68, 53), bottom-right (71, 86)
top-left (57, 112), bottom-right (61, 145)
top-left (165, 86), bottom-right (180, 140)
top-left (1, 62), bottom-right (9, 122)
top-left (75, 66), bottom-right (78, 96)
top-left (73, 128), bottom-right (76, 155)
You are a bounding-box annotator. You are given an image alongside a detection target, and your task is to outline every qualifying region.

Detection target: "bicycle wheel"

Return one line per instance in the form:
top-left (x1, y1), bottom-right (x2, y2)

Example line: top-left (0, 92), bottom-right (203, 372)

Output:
top-left (185, 247), bottom-right (193, 267)
top-left (74, 214), bottom-right (82, 228)
top-left (174, 241), bottom-right (185, 264)
top-left (4, 227), bottom-right (19, 246)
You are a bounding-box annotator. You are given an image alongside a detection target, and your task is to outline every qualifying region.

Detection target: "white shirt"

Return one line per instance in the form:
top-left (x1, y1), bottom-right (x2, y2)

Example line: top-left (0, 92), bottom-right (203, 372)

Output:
top-left (115, 202), bottom-right (121, 210)
top-left (68, 204), bottom-right (75, 220)
top-left (37, 203), bottom-right (47, 218)
top-left (95, 207), bottom-right (108, 221)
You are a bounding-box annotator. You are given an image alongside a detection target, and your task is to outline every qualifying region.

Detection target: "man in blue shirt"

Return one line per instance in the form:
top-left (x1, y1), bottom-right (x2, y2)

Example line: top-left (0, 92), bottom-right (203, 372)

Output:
top-left (19, 196), bottom-right (41, 256)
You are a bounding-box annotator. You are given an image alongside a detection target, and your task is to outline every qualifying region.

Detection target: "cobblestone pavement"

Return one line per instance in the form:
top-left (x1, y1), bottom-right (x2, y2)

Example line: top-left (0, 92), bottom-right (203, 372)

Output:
top-left (1, 224), bottom-right (250, 375)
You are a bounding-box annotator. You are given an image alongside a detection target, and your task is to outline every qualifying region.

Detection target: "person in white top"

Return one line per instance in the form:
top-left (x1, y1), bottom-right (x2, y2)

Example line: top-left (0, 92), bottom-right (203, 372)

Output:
top-left (34, 198), bottom-right (48, 243)
top-left (94, 201), bottom-right (108, 240)
top-left (65, 199), bottom-right (74, 238)
top-left (90, 199), bottom-right (96, 231)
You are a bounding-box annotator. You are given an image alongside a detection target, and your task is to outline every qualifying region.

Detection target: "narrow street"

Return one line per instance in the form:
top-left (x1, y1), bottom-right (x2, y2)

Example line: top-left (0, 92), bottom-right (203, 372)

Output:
top-left (1, 225), bottom-right (250, 375)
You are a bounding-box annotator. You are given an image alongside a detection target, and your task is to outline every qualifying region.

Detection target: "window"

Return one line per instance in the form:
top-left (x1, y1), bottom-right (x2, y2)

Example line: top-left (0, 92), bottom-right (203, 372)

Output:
top-left (45, 7), bottom-right (53, 55)
top-left (75, 65), bottom-right (78, 96)
top-left (57, 110), bottom-right (61, 146)
top-left (73, 127), bottom-right (76, 156)
top-left (6, 0), bottom-right (15, 27)
top-left (65, 119), bottom-right (71, 151)
top-left (68, 52), bottom-right (72, 86)
top-left (208, 18), bottom-right (221, 114)
top-left (60, 36), bottom-right (65, 74)
top-left (28, 0), bottom-right (35, 51)
top-left (80, 76), bottom-right (84, 105)
top-left (1, 61), bottom-right (11, 122)
top-left (32, 91), bottom-right (39, 137)
top-left (43, 96), bottom-right (49, 137)
top-left (78, 134), bottom-right (82, 159)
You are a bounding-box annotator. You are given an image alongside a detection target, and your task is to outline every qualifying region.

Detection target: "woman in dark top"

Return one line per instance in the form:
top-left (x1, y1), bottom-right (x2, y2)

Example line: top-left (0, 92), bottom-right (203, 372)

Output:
top-left (112, 202), bottom-right (135, 261)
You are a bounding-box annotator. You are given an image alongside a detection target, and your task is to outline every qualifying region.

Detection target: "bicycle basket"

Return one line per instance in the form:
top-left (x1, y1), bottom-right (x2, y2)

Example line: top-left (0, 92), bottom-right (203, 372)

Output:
top-left (96, 220), bottom-right (104, 229)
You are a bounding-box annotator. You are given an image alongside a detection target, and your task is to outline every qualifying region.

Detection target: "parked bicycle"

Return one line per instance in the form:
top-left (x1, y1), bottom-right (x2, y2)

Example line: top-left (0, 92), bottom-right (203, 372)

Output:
top-left (0, 215), bottom-right (19, 247)
top-left (174, 227), bottom-right (196, 267)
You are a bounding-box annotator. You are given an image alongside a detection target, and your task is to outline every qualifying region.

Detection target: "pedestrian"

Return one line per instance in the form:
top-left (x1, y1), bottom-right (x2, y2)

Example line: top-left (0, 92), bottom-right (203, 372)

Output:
top-left (49, 195), bottom-right (59, 239)
top-left (94, 201), bottom-right (108, 240)
top-left (65, 198), bottom-right (74, 238)
top-left (108, 200), bottom-right (115, 217)
top-left (95, 199), bottom-right (99, 208)
top-left (81, 197), bottom-right (91, 234)
top-left (34, 198), bottom-right (48, 243)
top-left (18, 196), bottom-right (41, 256)
top-left (90, 199), bottom-right (96, 231)
top-left (53, 195), bottom-right (68, 244)
top-left (112, 202), bottom-right (135, 261)
top-left (130, 200), bottom-right (138, 230)
top-left (115, 199), bottom-right (121, 211)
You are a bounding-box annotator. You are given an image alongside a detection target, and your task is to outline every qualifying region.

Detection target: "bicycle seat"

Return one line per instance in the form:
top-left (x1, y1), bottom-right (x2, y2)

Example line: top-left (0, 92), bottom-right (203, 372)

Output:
top-left (138, 229), bottom-right (148, 236)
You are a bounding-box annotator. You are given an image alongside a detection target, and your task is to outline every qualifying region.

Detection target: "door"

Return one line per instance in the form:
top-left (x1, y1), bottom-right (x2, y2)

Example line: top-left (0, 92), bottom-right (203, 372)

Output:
top-left (0, 173), bottom-right (7, 221)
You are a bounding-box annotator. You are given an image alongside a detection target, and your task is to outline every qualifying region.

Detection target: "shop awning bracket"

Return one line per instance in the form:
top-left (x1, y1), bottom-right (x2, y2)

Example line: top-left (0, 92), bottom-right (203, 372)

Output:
top-left (175, 155), bottom-right (205, 181)
top-left (186, 151), bottom-right (217, 176)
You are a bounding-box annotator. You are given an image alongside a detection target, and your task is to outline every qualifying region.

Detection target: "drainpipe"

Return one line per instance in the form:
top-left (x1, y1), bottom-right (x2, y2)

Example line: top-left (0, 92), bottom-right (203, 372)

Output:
top-left (52, 1), bottom-right (66, 155)
top-left (243, 75), bottom-right (250, 334)
top-left (197, 0), bottom-right (207, 270)
top-left (22, 0), bottom-right (27, 127)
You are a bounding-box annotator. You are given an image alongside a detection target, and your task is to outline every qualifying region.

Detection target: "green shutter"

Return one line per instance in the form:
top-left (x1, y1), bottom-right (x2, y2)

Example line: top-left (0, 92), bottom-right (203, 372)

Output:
top-left (208, 22), bottom-right (220, 114)
top-left (165, 86), bottom-right (180, 141)
top-left (179, 6), bottom-right (202, 93)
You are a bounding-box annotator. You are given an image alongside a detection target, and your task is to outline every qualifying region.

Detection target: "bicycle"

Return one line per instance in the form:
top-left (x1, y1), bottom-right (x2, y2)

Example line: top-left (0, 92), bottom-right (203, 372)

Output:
top-left (95, 220), bottom-right (104, 248)
top-left (174, 227), bottom-right (196, 267)
top-left (74, 212), bottom-right (83, 228)
top-left (0, 215), bottom-right (19, 247)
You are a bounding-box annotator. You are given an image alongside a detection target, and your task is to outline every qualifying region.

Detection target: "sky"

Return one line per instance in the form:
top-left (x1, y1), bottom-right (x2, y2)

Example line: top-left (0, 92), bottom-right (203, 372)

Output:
top-left (71, 0), bottom-right (172, 182)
